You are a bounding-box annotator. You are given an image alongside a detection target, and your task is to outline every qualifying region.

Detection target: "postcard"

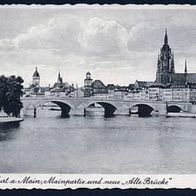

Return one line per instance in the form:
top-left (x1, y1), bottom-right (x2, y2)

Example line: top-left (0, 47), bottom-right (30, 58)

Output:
top-left (0, 4), bottom-right (196, 189)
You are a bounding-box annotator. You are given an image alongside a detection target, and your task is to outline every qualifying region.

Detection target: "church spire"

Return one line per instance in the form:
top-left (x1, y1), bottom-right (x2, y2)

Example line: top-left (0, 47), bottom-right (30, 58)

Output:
top-left (57, 71), bottom-right (62, 84)
top-left (164, 29), bottom-right (168, 45)
top-left (184, 60), bottom-right (188, 87)
top-left (184, 60), bottom-right (188, 74)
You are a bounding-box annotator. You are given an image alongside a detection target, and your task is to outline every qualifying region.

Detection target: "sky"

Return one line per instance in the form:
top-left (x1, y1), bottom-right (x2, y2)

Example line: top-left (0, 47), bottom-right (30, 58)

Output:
top-left (0, 5), bottom-right (196, 87)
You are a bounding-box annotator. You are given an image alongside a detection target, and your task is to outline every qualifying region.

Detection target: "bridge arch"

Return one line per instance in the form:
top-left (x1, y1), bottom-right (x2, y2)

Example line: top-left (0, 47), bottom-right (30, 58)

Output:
top-left (167, 105), bottom-right (182, 113)
top-left (51, 101), bottom-right (71, 117)
top-left (23, 100), bottom-right (73, 118)
top-left (130, 103), bottom-right (154, 117)
top-left (85, 101), bottom-right (117, 117)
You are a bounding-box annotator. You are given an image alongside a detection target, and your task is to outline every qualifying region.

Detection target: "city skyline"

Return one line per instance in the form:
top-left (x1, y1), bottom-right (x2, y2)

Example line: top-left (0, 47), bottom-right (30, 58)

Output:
top-left (0, 5), bottom-right (196, 87)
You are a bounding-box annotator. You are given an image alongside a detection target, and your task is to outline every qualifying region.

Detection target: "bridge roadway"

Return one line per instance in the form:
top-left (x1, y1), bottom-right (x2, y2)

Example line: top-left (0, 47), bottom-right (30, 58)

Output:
top-left (21, 96), bottom-right (193, 117)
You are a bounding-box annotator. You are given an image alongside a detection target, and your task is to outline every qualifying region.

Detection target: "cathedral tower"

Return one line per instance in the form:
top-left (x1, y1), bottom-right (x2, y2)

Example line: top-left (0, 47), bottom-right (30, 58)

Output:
top-left (156, 30), bottom-right (175, 85)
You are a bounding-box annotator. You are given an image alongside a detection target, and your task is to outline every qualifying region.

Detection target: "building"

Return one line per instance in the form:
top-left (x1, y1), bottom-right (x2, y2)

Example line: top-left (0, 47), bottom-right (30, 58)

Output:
top-left (155, 30), bottom-right (196, 86)
top-left (23, 67), bottom-right (45, 96)
top-left (134, 80), bottom-right (149, 90)
top-left (92, 80), bottom-right (108, 96)
top-left (148, 83), bottom-right (165, 101)
top-left (28, 67), bottom-right (42, 95)
top-left (53, 72), bottom-right (63, 88)
top-left (139, 88), bottom-right (149, 101)
top-left (162, 88), bottom-right (172, 102)
top-left (83, 73), bottom-right (129, 98)
top-left (153, 30), bottom-right (196, 103)
top-left (49, 72), bottom-right (75, 96)
top-left (189, 84), bottom-right (196, 103)
top-left (82, 30), bottom-right (196, 102)
top-left (155, 29), bottom-right (175, 85)
top-left (84, 72), bottom-right (93, 97)
top-left (32, 67), bottom-right (40, 87)
top-left (24, 69), bottom-right (75, 97)
top-left (70, 87), bottom-right (84, 98)
top-left (107, 84), bottom-right (115, 97)
top-left (126, 90), bottom-right (140, 100)
top-left (171, 85), bottom-right (190, 102)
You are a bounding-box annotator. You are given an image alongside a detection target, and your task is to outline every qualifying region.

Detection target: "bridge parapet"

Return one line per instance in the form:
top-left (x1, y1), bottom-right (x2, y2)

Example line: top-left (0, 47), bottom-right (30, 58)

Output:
top-left (21, 96), bottom-right (194, 117)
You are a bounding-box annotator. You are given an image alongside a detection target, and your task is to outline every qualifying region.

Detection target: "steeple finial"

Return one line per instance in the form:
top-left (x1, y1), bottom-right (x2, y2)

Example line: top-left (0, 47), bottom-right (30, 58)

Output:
top-left (185, 60), bottom-right (188, 74)
top-left (164, 29), bottom-right (168, 45)
top-left (58, 71), bottom-right (61, 81)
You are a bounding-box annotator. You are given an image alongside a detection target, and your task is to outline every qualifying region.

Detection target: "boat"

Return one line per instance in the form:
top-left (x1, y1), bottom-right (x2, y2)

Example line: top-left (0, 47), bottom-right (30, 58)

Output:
top-left (0, 112), bottom-right (24, 124)
top-left (0, 116), bottom-right (24, 124)
top-left (48, 108), bottom-right (61, 111)
top-left (166, 112), bottom-right (196, 118)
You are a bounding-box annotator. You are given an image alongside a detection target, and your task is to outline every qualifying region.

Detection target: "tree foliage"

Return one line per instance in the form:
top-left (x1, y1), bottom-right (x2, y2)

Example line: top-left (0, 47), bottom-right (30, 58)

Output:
top-left (0, 75), bottom-right (24, 117)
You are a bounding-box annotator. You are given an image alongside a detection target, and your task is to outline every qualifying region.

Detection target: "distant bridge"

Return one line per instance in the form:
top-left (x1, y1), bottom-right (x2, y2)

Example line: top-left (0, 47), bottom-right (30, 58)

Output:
top-left (21, 96), bottom-right (193, 117)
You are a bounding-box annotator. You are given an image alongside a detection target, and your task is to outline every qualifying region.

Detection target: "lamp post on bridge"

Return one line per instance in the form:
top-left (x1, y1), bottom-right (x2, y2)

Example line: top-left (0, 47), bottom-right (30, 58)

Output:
top-left (166, 101), bottom-right (168, 115)
top-left (33, 107), bottom-right (37, 118)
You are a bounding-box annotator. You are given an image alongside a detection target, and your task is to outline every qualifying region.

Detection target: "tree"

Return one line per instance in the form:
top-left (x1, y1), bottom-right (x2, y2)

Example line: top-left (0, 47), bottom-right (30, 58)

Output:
top-left (0, 75), bottom-right (24, 117)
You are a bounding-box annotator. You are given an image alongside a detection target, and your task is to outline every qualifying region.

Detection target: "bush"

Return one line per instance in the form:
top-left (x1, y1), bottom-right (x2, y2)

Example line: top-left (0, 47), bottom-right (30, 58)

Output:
top-left (0, 75), bottom-right (24, 117)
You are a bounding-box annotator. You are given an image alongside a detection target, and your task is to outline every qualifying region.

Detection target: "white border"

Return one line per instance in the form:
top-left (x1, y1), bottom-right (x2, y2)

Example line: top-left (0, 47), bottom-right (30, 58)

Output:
top-left (0, 174), bottom-right (196, 189)
top-left (0, 4), bottom-right (196, 189)
top-left (0, 4), bottom-right (196, 9)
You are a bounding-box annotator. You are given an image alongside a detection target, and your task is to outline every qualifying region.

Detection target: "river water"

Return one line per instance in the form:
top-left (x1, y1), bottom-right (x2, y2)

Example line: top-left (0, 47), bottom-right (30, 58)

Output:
top-left (0, 109), bottom-right (196, 174)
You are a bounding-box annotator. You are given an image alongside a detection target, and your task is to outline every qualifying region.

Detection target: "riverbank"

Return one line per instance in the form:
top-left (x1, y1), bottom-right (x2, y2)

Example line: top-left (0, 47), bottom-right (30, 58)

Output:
top-left (166, 112), bottom-right (196, 118)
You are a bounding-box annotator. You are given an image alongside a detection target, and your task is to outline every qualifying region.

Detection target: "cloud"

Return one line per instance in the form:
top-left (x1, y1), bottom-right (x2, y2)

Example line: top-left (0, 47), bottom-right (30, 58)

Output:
top-left (0, 39), bottom-right (17, 51)
top-left (128, 22), bottom-right (163, 52)
top-left (127, 21), bottom-right (196, 55)
top-left (13, 15), bottom-right (82, 52)
top-left (1, 8), bottom-right (196, 87)
top-left (169, 10), bottom-right (196, 28)
top-left (78, 17), bottom-right (129, 56)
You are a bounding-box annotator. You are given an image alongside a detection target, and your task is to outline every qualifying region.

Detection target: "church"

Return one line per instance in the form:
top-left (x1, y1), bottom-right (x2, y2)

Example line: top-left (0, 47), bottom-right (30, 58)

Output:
top-left (155, 30), bottom-right (196, 86)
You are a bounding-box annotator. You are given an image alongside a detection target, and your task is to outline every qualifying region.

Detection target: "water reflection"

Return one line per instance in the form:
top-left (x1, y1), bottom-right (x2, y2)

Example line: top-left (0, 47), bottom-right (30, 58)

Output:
top-left (0, 122), bottom-right (20, 142)
top-left (0, 109), bottom-right (196, 174)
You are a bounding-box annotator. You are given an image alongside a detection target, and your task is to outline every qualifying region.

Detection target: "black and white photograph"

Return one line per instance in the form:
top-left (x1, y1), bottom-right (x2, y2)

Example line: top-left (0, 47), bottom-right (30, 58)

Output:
top-left (0, 4), bottom-right (196, 189)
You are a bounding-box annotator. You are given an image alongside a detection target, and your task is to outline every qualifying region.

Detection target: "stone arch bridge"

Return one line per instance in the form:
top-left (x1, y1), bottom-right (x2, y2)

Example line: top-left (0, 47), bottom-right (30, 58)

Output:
top-left (21, 96), bottom-right (192, 117)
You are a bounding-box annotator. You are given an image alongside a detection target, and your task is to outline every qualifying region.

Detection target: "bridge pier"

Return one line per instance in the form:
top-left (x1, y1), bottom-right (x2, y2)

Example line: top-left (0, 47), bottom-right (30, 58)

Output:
top-left (104, 110), bottom-right (115, 118)
top-left (104, 108), bottom-right (116, 117)
top-left (128, 108), bottom-right (132, 117)
top-left (116, 108), bottom-right (129, 116)
top-left (70, 108), bottom-right (85, 116)
top-left (182, 103), bottom-right (192, 112)
top-left (154, 104), bottom-right (167, 115)
top-left (189, 104), bottom-right (196, 113)
top-left (61, 109), bottom-right (70, 118)
top-left (22, 107), bottom-right (28, 116)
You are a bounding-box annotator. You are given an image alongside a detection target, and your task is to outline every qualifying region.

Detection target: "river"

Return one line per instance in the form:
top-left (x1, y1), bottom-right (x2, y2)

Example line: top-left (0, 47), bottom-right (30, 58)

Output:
top-left (0, 108), bottom-right (196, 174)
